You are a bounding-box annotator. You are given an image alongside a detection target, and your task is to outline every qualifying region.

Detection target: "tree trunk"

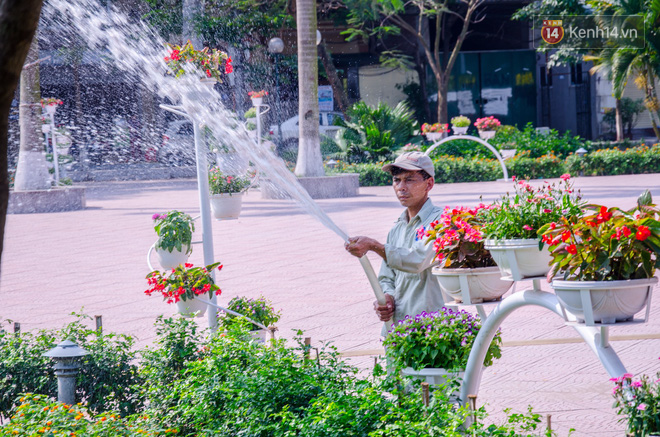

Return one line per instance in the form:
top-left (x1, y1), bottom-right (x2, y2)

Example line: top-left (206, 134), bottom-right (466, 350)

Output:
top-left (182, 0), bottom-right (203, 47)
top-left (318, 42), bottom-right (349, 113)
top-left (614, 98), bottom-right (624, 141)
top-left (14, 30), bottom-right (51, 191)
top-left (0, 0), bottom-right (44, 269)
top-left (413, 48), bottom-right (431, 123)
top-left (437, 76), bottom-right (449, 124)
top-left (645, 64), bottom-right (660, 141)
top-left (294, 0), bottom-right (324, 177)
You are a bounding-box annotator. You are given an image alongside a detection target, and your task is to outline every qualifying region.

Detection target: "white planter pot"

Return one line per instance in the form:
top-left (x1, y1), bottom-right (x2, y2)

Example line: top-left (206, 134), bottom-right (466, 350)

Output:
top-left (42, 124), bottom-right (51, 134)
top-left (478, 130), bottom-right (496, 140)
top-left (210, 192), bottom-right (244, 220)
top-left (176, 297), bottom-right (207, 318)
top-left (402, 367), bottom-right (464, 401)
top-left (552, 277), bottom-right (658, 325)
top-left (45, 105), bottom-right (57, 116)
top-left (432, 266), bottom-right (514, 304)
top-left (500, 149), bottom-right (516, 159)
top-left (251, 97), bottom-right (263, 107)
top-left (249, 329), bottom-right (269, 343)
top-left (155, 245), bottom-right (190, 270)
top-left (424, 132), bottom-right (446, 142)
top-left (484, 239), bottom-right (552, 281)
top-left (452, 126), bottom-right (468, 135)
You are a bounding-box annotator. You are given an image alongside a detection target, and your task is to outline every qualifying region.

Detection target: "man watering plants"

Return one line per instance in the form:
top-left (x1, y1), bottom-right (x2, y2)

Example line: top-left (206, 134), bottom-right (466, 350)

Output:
top-left (344, 152), bottom-right (444, 334)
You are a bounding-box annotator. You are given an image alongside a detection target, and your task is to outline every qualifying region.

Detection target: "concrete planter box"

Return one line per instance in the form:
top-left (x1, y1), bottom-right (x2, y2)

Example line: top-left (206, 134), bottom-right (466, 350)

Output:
top-left (261, 173), bottom-right (359, 200)
top-left (8, 187), bottom-right (86, 214)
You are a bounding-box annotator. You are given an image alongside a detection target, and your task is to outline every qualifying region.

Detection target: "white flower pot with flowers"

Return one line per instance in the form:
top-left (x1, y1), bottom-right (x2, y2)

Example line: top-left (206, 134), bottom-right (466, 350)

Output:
top-left (481, 174), bottom-right (584, 281)
top-left (41, 98), bottom-right (62, 117)
top-left (421, 123), bottom-right (449, 142)
top-left (220, 295), bottom-right (281, 343)
top-left (145, 261), bottom-right (223, 318)
top-left (474, 116), bottom-right (500, 140)
top-left (422, 205), bottom-right (513, 304)
top-left (384, 308), bottom-right (502, 397)
top-left (152, 210), bottom-right (195, 270)
top-left (248, 90), bottom-right (268, 107)
top-left (541, 190), bottom-right (660, 325)
top-left (208, 168), bottom-right (254, 220)
top-left (450, 116), bottom-right (470, 135)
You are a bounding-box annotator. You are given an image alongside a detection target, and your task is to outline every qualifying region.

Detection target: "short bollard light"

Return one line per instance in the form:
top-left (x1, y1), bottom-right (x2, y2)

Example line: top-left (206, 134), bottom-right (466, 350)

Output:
top-left (326, 159), bottom-right (338, 170)
top-left (43, 340), bottom-right (89, 405)
top-left (576, 147), bottom-right (588, 158)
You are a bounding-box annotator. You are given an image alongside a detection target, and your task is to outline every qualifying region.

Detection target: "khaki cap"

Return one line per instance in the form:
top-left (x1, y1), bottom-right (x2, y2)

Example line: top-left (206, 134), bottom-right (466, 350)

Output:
top-left (382, 151), bottom-right (435, 177)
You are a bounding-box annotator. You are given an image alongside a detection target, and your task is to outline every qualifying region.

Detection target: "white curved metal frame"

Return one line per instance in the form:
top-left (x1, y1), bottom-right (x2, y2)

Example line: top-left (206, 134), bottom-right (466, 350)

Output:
top-left (424, 135), bottom-right (509, 182)
top-left (459, 279), bottom-right (628, 407)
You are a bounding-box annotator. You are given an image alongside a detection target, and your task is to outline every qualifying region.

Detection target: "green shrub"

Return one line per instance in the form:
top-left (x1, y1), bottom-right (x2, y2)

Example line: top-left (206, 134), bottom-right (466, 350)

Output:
top-left (489, 123), bottom-right (584, 158)
top-left (0, 313), bottom-right (142, 419)
top-left (434, 156), bottom-right (502, 183)
top-left (566, 145), bottom-right (660, 176)
top-left (505, 152), bottom-right (567, 180)
top-left (583, 138), bottom-right (645, 153)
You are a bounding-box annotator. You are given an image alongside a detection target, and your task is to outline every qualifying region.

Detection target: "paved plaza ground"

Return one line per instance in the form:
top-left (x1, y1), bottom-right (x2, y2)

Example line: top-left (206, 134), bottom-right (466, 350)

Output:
top-left (2, 173), bottom-right (660, 436)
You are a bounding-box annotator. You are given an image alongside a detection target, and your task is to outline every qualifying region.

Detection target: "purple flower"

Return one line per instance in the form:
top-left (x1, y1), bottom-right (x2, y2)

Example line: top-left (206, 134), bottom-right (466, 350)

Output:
top-left (152, 213), bottom-right (160, 220)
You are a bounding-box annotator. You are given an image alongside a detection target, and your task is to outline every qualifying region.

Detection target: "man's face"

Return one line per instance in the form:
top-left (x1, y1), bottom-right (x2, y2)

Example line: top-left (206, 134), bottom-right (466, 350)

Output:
top-left (392, 170), bottom-right (433, 208)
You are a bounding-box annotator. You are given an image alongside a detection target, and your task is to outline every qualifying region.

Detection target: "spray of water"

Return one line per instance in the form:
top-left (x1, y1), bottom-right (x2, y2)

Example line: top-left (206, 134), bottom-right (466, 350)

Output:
top-left (44, 0), bottom-right (352, 241)
top-left (42, 0), bottom-right (389, 306)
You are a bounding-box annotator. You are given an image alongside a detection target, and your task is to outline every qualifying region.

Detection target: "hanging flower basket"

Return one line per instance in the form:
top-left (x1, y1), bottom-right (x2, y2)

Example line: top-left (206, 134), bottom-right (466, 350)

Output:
top-left (484, 239), bottom-right (552, 281)
top-left (552, 277), bottom-right (657, 325)
top-left (155, 245), bottom-right (191, 270)
top-left (210, 193), bottom-right (244, 220)
top-left (176, 297), bottom-right (208, 318)
top-left (433, 266), bottom-right (513, 304)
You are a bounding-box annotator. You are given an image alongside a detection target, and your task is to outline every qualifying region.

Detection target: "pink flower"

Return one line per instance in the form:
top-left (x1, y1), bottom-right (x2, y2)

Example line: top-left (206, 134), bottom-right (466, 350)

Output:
top-left (543, 209), bottom-right (552, 213)
top-left (522, 225), bottom-right (533, 231)
top-left (560, 173), bottom-right (571, 181)
top-left (632, 381), bottom-right (643, 388)
top-left (637, 403), bottom-right (647, 411)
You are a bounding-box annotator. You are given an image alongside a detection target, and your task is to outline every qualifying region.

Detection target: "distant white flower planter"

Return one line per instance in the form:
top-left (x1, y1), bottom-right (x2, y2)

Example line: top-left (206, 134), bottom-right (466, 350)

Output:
top-left (500, 149), bottom-right (516, 159)
top-left (210, 192), bottom-right (244, 220)
top-left (478, 130), bottom-right (496, 140)
top-left (251, 97), bottom-right (263, 107)
top-left (452, 126), bottom-right (469, 135)
top-left (425, 132), bottom-right (446, 142)
top-left (44, 105), bottom-right (57, 116)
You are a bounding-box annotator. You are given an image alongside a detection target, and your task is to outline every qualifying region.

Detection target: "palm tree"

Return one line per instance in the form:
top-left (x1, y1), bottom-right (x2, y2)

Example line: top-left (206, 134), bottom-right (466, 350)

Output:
top-left (294, 0), bottom-right (324, 177)
top-left (587, 1), bottom-right (660, 140)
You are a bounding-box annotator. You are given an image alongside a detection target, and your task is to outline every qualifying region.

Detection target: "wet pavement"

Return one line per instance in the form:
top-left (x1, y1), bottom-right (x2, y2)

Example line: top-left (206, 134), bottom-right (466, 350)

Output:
top-left (3, 173), bottom-right (660, 436)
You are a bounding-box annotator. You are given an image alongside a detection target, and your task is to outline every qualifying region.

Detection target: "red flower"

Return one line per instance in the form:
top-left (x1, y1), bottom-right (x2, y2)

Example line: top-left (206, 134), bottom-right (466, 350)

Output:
top-left (185, 263), bottom-right (193, 268)
top-left (170, 49), bottom-right (180, 61)
top-left (561, 231), bottom-right (571, 242)
top-left (206, 69), bottom-right (211, 77)
top-left (225, 61), bottom-right (233, 74)
top-left (636, 225), bottom-right (651, 241)
top-left (566, 244), bottom-right (577, 255)
top-left (596, 206), bottom-right (613, 224)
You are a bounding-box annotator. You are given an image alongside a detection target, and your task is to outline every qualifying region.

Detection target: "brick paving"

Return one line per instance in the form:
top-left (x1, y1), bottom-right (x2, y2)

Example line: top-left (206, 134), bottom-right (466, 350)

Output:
top-left (3, 173), bottom-right (660, 436)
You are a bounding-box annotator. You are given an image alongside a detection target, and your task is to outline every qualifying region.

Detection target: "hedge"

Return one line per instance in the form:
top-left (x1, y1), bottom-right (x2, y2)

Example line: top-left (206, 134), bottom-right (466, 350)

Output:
top-left (329, 145), bottom-right (659, 186)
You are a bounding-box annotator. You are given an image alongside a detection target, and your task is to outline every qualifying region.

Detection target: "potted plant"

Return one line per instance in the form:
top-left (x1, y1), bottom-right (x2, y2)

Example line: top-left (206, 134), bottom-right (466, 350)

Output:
top-left (450, 115), bottom-right (471, 135)
top-left (383, 307), bottom-right (502, 391)
top-left (145, 262), bottom-right (223, 317)
top-left (474, 116), bottom-right (501, 140)
top-left (480, 174), bottom-right (584, 280)
top-left (540, 190), bottom-right (660, 325)
top-left (421, 122), bottom-right (449, 142)
top-left (248, 90), bottom-right (268, 107)
top-left (221, 295), bottom-right (281, 342)
top-left (244, 107), bottom-right (257, 125)
top-left (152, 211), bottom-right (195, 270)
top-left (208, 168), bottom-right (253, 220)
top-left (612, 371), bottom-right (660, 436)
top-left (41, 98), bottom-right (63, 117)
top-left (164, 41), bottom-right (232, 85)
top-left (422, 205), bottom-right (513, 304)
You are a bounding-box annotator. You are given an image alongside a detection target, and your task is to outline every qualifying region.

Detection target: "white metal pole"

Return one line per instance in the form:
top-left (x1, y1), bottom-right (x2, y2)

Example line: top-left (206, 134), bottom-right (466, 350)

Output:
top-left (50, 114), bottom-right (60, 184)
top-left (256, 102), bottom-right (262, 149)
top-left (191, 121), bottom-right (218, 330)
